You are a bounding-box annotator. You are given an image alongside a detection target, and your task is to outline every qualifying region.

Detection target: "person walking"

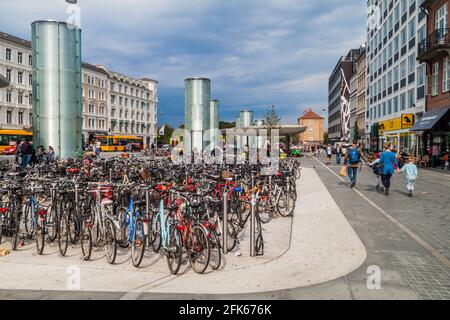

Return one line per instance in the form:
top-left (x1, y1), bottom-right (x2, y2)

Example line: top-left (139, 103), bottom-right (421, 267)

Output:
top-left (398, 156), bottom-right (418, 197)
top-left (95, 139), bottom-right (102, 158)
top-left (343, 140), bottom-right (367, 188)
top-left (444, 151), bottom-right (449, 171)
top-left (369, 152), bottom-right (384, 192)
top-left (326, 144), bottom-right (332, 166)
top-left (379, 143), bottom-right (399, 195)
top-left (431, 144), bottom-right (439, 168)
top-left (15, 141), bottom-right (23, 165)
top-left (47, 146), bottom-right (55, 162)
top-left (336, 145), bottom-right (342, 165)
top-left (21, 140), bottom-right (32, 167)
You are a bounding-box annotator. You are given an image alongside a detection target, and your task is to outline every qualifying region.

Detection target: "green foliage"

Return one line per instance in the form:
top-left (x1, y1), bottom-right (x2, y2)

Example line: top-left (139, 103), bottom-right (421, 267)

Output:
top-left (323, 131), bottom-right (329, 144)
top-left (264, 105), bottom-right (281, 128)
top-left (157, 125), bottom-right (174, 145)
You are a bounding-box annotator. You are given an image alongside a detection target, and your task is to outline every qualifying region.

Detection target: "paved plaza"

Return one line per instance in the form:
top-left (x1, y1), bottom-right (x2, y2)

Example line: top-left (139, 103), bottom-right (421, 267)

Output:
top-left (0, 154), bottom-right (449, 300)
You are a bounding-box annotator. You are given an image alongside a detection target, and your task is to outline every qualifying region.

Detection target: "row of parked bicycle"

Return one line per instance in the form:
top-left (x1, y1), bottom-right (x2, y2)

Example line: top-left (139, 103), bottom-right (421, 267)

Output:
top-left (0, 156), bottom-right (301, 275)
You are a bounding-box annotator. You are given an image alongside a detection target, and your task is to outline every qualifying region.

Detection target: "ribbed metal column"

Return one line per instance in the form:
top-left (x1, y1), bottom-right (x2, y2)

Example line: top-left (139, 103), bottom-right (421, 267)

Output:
top-left (210, 99), bottom-right (219, 151)
top-left (31, 20), bottom-right (82, 158)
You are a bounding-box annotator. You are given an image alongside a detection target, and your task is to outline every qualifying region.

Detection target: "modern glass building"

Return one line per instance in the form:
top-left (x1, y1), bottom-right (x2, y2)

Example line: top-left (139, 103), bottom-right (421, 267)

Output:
top-left (366, 0), bottom-right (427, 154)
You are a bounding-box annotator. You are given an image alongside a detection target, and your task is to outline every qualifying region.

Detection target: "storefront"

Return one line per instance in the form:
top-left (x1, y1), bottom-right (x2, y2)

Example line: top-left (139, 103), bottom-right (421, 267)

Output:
top-left (411, 107), bottom-right (450, 158)
top-left (378, 114), bottom-right (416, 154)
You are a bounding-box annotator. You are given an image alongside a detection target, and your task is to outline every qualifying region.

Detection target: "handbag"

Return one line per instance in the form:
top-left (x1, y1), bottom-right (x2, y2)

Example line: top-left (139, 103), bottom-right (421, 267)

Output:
top-left (340, 166), bottom-right (347, 177)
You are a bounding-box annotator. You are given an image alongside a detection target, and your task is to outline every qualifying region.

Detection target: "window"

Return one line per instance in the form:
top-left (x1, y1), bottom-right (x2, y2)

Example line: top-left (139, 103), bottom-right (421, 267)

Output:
top-left (394, 5), bottom-right (400, 24)
top-left (18, 72), bottom-right (23, 84)
top-left (29, 94), bottom-right (32, 105)
top-left (401, 27), bottom-right (407, 47)
top-left (400, 60), bottom-right (407, 79)
top-left (408, 19), bottom-right (415, 41)
top-left (401, 0), bottom-right (408, 14)
top-left (18, 112), bottom-right (23, 125)
top-left (394, 96), bottom-right (399, 113)
top-left (6, 69), bottom-right (11, 82)
top-left (394, 35), bottom-right (399, 53)
top-left (394, 66), bottom-right (399, 83)
top-left (432, 63), bottom-right (439, 96)
top-left (6, 111), bottom-right (12, 124)
top-left (408, 89), bottom-right (415, 108)
top-left (388, 99), bottom-right (392, 114)
top-left (29, 74), bottom-right (32, 85)
top-left (443, 57), bottom-right (449, 93)
top-left (401, 93), bottom-right (407, 110)
top-left (408, 53), bottom-right (415, 74)
top-left (29, 55), bottom-right (32, 66)
top-left (119, 97), bottom-right (123, 106)
top-left (387, 70), bottom-right (392, 87)
top-left (100, 106), bottom-right (105, 114)
top-left (18, 52), bottom-right (23, 64)
top-left (383, 102), bottom-right (386, 116)
top-left (18, 92), bottom-right (23, 104)
top-left (417, 64), bottom-right (425, 86)
top-left (89, 104), bottom-right (95, 113)
top-left (435, 3), bottom-right (448, 36)
top-left (6, 91), bottom-right (12, 103)
top-left (6, 48), bottom-right (11, 61)
top-left (417, 25), bottom-right (426, 43)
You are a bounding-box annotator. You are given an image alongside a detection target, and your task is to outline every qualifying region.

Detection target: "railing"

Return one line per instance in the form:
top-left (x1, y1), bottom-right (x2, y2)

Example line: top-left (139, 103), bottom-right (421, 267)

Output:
top-left (418, 28), bottom-right (450, 57)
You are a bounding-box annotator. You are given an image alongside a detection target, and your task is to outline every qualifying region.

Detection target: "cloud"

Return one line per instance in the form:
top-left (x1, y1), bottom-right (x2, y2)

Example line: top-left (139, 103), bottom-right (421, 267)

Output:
top-left (0, 0), bottom-right (366, 126)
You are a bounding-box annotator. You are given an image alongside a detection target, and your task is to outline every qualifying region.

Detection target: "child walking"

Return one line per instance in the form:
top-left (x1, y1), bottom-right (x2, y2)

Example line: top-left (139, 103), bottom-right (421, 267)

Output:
top-left (399, 156), bottom-right (418, 197)
top-left (369, 152), bottom-right (384, 192)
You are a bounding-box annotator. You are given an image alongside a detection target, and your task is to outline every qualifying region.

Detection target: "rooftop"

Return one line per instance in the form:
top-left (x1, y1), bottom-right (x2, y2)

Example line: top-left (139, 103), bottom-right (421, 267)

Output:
top-left (0, 31), bottom-right (31, 49)
top-left (299, 110), bottom-right (324, 120)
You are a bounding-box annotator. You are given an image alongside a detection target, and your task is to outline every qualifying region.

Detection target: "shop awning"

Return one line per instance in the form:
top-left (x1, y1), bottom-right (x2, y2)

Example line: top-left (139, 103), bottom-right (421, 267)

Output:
top-left (410, 107), bottom-right (450, 131)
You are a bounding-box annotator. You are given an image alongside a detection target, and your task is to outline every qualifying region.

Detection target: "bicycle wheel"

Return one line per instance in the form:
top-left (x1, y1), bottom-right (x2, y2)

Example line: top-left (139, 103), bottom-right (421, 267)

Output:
top-left (80, 217), bottom-right (92, 261)
top-left (23, 204), bottom-right (33, 239)
top-left (166, 225), bottom-right (182, 275)
top-left (116, 207), bottom-right (130, 248)
top-left (35, 215), bottom-right (46, 255)
top-left (11, 206), bottom-right (21, 251)
top-left (208, 228), bottom-right (221, 270)
top-left (46, 203), bottom-right (58, 242)
top-left (58, 213), bottom-right (69, 256)
top-left (257, 197), bottom-right (273, 224)
top-left (104, 218), bottom-right (117, 264)
top-left (276, 189), bottom-right (296, 217)
top-left (150, 213), bottom-right (161, 253)
top-left (68, 209), bottom-right (78, 245)
top-left (188, 224), bottom-right (210, 274)
top-left (131, 218), bottom-right (146, 267)
top-left (219, 214), bottom-right (237, 252)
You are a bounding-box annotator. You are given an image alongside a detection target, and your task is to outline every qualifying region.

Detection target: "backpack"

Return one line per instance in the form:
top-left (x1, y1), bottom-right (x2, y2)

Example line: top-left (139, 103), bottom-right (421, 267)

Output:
top-left (348, 147), bottom-right (360, 164)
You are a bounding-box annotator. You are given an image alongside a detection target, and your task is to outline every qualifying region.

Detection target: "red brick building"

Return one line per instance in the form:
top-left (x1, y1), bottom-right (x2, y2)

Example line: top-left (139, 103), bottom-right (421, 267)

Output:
top-left (414, 0), bottom-right (450, 157)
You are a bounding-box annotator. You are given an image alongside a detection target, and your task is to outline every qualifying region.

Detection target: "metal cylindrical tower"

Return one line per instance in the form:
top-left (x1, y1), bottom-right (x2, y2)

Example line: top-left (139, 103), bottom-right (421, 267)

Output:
top-left (254, 119), bottom-right (266, 149)
top-left (240, 110), bottom-right (254, 149)
top-left (210, 99), bottom-right (219, 150)
top-left (235, 115), bottom-right (242, 149)
top-left (31, 20), bottom-right (82, 158)
top-left (185, 77), bottom-right (211, 152)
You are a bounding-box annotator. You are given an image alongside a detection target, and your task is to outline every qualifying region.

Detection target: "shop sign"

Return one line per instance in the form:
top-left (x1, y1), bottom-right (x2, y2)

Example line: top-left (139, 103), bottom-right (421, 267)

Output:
top-left (379, 114), bottom-right (414, 133)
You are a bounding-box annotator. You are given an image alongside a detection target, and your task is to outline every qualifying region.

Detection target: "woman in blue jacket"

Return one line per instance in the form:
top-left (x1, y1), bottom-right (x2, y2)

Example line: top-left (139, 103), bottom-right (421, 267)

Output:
top-left (379, 143), bottom-right (399, 195)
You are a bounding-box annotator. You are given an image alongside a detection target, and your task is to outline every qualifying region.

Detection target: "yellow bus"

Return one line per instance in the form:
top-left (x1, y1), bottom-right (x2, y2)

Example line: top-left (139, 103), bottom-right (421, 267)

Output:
top-left (96, 135), bottom-right (144, 152)
top-left (0, 129), bottom-right (33, 154)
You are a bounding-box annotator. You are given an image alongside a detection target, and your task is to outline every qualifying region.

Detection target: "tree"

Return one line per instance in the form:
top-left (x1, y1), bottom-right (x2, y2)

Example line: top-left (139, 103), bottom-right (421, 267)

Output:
top-left (264, 105), bottom-right (281, 128)
top-left (157, 125), bottom-right (174, 145)
top-left (219, 121), bottom-right (235, 129)
top-left (323, 131), bottom-right (329, 145)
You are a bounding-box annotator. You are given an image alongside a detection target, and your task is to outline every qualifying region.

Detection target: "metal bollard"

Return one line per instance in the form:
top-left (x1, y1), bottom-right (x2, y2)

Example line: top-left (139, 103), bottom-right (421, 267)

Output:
top-left (145, 189), bottom-right (150, 215)
top-left (250, 192), bottom-right (256, 257)
top-left (222, 190), bottom-right (228, 255)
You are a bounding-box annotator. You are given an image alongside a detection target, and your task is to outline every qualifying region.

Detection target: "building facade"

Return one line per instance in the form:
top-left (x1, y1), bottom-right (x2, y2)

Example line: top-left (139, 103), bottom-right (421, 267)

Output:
top-left (106, 68), bottom-right (158, 147)
top-left (414, 0), bottom-right (450, 155)
top-left (82, 62), bottom-right (109, 143)
top-left (298, 109), bottom-right (324, 145)
top-left (349, 72), bottom-right (358, 141)
top-left (328, 49), bottom-right (361, 144)
top-left (0, 32), bottom-right (33, 131)
top-left (356, 48), bottom-right (367, 144)
top-left (366, 0), bottom-right (427, 154)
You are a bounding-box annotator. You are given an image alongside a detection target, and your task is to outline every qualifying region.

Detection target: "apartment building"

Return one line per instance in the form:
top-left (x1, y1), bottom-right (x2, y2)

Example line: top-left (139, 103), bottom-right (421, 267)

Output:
top-left (0, 32), bottom-right (33, 130)
top-left (356, 49), bottom-right (367, 142)
top-left (366, 0), bottom-right (427, 154)
top-left (105, 68), bottom-right (158, 147)
top-left (413, 0), bottom-right (449, 155)
top-left (328, 49), bottom-right (361, 144)
top-left (82, 62), bottom-right (109, 143)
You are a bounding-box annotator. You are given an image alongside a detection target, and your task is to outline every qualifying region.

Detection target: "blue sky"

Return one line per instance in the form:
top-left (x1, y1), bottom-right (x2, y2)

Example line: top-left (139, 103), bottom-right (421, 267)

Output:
top-left (1, 0), bottom-right (366, 128)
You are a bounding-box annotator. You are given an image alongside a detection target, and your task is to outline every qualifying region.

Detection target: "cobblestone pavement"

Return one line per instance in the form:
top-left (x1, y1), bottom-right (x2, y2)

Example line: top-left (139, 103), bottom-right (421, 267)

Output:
top-left (305, 154), bottom-right (450, 300)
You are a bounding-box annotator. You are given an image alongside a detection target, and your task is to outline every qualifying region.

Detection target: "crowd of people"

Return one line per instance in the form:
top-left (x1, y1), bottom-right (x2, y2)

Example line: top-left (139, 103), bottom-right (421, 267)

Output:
top-left (14, 140), bottom-right (55, 167)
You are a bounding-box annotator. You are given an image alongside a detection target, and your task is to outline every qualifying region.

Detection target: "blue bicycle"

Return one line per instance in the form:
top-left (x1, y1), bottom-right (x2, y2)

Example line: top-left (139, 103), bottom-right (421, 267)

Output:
top-left (23, 183), bottom-right (48, 255)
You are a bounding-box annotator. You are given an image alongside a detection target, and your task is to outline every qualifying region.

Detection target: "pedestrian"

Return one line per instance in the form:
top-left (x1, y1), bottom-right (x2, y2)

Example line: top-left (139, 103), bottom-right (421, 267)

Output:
top-left (398, 156), bottom-right (418, 197)
top-left (431, 144), bottom-right (439, 168)
top-left (368, 152), bottom-right (384, 192)
top-left (36, 146), bottom-right (46, 163)
top-left (326, 144), bottom-right (332, 166)
top-left (379, 143), bottom-right (399, 195)
top-left (336, 145), bottom-right (342, 165)
top-left (343, 140), bottom-right (367, 188)
top-left (443, 151), bottom-right (449, 171)
top-left (20, 140), bottom-right (32, 167)
top-left (95, 139), bottom-right (102, 157)
top-left (47, 146), bottom-right (55, 162)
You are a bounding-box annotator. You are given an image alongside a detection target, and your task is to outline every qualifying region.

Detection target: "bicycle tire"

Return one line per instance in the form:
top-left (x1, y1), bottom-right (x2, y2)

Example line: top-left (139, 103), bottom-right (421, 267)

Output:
top-left (46, 203), bottom-right (58, 243)
top-left (131, 218), bottom-right (146, 267)
top-left (257, 198), bottom-right (273, 224)
top-left (12, 206), bottom-right (20, 251)
top-left (150, 213), bottom-right (161, 253)
top-left (104, 218), bottom-right (117, 264)
top-left (58, 212), bottom-right (69, 256)
top-left (208, 228), bottom-right (221, 270)
top-left (166, 225), bottom-right (182, 275)
top-left (188, 224), bottom-right (210, 274)
top-left (116, 207), bottom-right (130, 248)
top-left (276, 190), bottom-right (296, 217)
top-left (80, 217), bottom-right (92, 261)
top-left (23, 204), bottom-right (33, 239)
top-left (35, 216), bottom-right (46, 255)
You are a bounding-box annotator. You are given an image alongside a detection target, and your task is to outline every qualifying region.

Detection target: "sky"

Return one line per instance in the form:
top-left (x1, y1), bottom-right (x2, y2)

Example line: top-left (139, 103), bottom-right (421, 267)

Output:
top-left (0, 0), bottom-right (366, 128)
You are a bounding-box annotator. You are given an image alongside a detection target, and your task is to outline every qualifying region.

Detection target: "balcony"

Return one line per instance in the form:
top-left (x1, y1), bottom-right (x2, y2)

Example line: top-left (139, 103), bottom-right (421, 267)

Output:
top-left (418, 28), bottom-right (450, 63)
